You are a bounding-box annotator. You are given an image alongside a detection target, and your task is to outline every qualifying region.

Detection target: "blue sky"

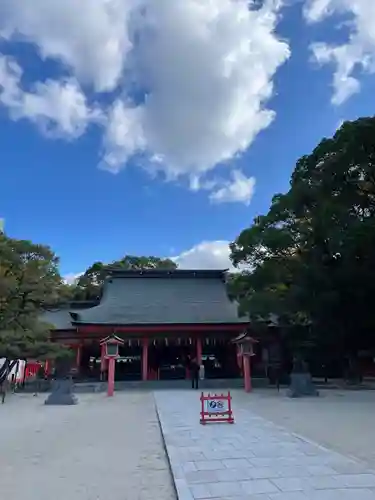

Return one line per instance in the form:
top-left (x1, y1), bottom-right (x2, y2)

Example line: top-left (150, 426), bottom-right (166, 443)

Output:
top-left (0, 0), bottom-right (374, 279)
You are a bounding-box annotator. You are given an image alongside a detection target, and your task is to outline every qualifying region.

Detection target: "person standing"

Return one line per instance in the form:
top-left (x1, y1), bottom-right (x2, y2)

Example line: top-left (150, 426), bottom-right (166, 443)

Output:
top-left (190, 357), bottom-right (200, 390)
top-left (10, 373), bottom-right (16, 393)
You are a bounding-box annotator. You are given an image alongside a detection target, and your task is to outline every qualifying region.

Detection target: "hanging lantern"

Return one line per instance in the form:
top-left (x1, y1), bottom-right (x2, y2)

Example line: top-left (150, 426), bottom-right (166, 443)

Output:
top-left (206, 338), bottom-right (209, 345)
top-left (165, 338), bottom-right (169, 346)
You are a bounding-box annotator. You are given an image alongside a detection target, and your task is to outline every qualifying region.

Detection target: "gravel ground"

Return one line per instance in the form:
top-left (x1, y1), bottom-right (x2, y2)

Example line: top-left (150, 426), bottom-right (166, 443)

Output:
top-left (245, 389), bottom-right (375, 469)
top-left (0, 392), bottom-right (176, 500)
top-left (2, 388), bottom-right (374, 500)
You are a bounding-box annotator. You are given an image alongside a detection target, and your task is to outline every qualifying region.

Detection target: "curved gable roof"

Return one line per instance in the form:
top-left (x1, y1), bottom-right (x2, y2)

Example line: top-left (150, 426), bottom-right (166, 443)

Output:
top-left (71, 269), bottom-right (246, 325)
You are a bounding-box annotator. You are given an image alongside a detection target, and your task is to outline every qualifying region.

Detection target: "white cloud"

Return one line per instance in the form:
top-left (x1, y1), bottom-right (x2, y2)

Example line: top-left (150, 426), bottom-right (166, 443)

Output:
top-left (303, 0), bottom-right (335, 22)
top-left (102, 0), bottom-right (290, 180)
top-left (0, 0), bottom-right (290, 202)
top-left (0, 0), bottom-right (134, 92)
top-left (304, 0), bottom-right (375, 104)
top-left (63, 272), bottom-right (82, 285)
top-left (209, 170), bottom-right (256, 205)
top-left (100, 100), bottom-right (146, 172)
top-left (65, 241), bottom-right (236, 279)
top-left (174, 240), bottom-right (235, 271)
top-left (189, 169), bottom-right (256, 205)
top-left (0, 56), bottom-right (97, 138)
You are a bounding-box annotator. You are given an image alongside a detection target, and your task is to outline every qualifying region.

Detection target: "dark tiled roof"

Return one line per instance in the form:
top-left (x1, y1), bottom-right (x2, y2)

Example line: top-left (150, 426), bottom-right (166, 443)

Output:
top-left (40, 309), bottom-right (76, 330)
top-left (39, 301), bottom-right (99, 330)
top-left (108, 269), bottom-right (228, 279)
top-left (70, 269), bottom-right (246, 325)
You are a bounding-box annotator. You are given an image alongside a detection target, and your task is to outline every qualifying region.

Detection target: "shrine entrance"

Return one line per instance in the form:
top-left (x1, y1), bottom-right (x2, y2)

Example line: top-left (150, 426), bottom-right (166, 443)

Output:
top-left (74, 333), bottom-right (245, 383)
top-left (80, 342), bottom-right (101, 380)
top-left (148, 341), bottom-right (192, 380)
top-left (76, 342), bottom-right (142, 381)
top-left (115, 344), bottom-right (142, 381)
top-left (202, 339), bottom-right (239, 379)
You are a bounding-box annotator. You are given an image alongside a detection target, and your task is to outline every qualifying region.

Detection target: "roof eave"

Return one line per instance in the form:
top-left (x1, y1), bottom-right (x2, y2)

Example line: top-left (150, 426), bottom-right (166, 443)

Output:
top-left (51, 323), bottom-right (249, 331)
top-left (108, 269), bottom-right (229, 279)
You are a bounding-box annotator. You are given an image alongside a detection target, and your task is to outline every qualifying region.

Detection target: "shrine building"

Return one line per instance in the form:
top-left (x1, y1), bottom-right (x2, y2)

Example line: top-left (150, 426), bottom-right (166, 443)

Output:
top-left (41, 269), bottom-right (276, 381)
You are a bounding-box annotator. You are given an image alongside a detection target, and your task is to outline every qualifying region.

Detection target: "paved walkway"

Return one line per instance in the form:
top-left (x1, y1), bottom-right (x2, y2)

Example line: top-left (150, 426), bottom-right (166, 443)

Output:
top-left (0, 392), bottom-right (175, 500)
top-left (155, 390), bottom-right (375, 500)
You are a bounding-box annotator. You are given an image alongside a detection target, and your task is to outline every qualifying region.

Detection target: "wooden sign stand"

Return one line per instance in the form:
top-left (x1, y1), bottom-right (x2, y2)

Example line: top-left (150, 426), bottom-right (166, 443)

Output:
top-left (200, 391), bottom-right (234, 425)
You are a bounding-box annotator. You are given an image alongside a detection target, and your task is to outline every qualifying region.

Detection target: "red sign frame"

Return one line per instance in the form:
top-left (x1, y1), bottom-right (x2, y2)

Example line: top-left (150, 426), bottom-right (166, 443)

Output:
top-left (200, 391), bottom-right (234, 425)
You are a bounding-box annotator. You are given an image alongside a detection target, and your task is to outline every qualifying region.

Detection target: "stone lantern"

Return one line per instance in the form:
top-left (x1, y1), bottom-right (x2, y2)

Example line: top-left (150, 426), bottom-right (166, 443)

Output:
top-left (233, 332), bottom-right (257, 393)
top-left (100, 334), bottom-right (124, 396)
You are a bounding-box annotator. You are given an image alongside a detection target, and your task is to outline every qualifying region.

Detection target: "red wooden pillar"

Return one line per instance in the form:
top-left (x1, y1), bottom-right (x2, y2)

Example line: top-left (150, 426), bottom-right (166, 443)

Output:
top-left (196, 337), bottom-right (202, 364)
top-left (142, 338), bottom-right (148, 381)
top-left (237, 346), bottom-right (243, 370)
top-left (45, 359), bottom-right (50, 376)
top-left (243, 355), bottom-right (252, 393)
top-left (107, 357), bottom-right (115, 397)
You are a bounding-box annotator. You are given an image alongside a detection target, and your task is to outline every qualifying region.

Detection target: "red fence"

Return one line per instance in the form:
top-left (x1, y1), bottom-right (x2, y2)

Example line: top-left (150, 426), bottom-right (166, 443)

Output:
top-left (25, 362), bottom-right (41, 379)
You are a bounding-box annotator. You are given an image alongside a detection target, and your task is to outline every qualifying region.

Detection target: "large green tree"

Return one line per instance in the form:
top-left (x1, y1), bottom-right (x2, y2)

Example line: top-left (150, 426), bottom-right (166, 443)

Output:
top-left (230, 117), bottom-right (375, 363)
top-left (0, 233), bottom-right (65, 380)
top-left (71, 255), bottom-right (178, 301)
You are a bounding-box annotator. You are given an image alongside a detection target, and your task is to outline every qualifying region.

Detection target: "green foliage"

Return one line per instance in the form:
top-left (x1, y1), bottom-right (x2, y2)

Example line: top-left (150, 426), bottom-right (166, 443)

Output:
top-left (0, 233), bottom-right (65, 359)
top-left (230, 117), bottom-right (375, 355)
top-left (71, 255), bottom-right (178, 301)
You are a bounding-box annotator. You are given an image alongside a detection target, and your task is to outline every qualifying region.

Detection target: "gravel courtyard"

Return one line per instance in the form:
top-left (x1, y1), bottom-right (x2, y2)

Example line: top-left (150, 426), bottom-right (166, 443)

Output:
top-left (0, 392), bottom-right (176, 500)
top-left (2, 388), bottom-right (375, 500)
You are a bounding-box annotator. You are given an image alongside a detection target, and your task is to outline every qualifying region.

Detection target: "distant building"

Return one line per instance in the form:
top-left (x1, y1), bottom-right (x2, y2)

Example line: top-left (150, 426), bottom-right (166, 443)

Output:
top-left (41, 269), bottom-right (279, 381)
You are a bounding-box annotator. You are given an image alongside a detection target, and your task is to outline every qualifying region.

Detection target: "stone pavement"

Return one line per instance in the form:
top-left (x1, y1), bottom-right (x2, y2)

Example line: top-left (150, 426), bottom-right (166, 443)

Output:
top-left (155, 390), bottom-right (375, 500)
top-left (0, 392), bottom-right (175, 500)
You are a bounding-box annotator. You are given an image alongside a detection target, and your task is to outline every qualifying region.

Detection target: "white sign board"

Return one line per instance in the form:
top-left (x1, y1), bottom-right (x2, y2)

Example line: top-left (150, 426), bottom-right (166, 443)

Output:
top-left (204, 397), bottom-right (229, 414)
